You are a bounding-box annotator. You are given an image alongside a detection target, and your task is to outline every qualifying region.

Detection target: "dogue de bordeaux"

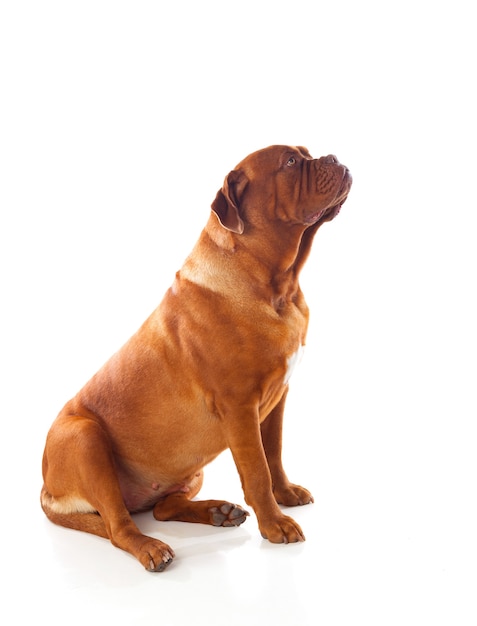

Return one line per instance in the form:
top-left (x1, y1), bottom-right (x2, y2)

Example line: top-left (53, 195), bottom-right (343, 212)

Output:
top-left (41, 145), bottom-right (352, 571)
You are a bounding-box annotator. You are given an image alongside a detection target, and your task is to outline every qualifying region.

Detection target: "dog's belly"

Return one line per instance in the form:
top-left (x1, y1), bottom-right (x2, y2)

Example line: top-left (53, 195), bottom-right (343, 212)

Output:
top-left (108, 408), bottom-right (227, 512)
top-left (118, 468), bottom-right (204, 512)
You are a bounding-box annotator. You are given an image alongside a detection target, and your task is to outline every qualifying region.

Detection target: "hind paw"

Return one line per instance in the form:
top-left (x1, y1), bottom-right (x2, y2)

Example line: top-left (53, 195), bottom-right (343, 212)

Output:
top-left (209, 502), bottom-right (249, 527)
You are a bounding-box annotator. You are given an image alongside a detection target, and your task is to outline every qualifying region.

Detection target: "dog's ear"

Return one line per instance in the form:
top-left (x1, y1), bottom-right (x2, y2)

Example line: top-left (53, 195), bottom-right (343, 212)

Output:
top-left (211, 169), bottom-right (247, 234)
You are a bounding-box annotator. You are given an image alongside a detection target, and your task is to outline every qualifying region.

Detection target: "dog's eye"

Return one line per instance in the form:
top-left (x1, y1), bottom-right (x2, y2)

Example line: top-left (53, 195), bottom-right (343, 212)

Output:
top-left (286, 156), bottom-right (296, 167)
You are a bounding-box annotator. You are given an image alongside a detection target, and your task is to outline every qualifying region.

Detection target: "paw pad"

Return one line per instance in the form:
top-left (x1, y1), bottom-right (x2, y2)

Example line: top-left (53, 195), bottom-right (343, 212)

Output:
top-left (210, 502), bottom-right (249, 527)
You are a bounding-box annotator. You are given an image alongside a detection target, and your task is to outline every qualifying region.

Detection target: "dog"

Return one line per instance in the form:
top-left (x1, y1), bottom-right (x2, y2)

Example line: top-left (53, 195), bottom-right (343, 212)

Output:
top-left (41, 145), bottom-right (352, 571)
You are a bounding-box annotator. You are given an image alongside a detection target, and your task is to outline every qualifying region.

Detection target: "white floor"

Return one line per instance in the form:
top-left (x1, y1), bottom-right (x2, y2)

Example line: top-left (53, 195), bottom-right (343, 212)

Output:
top-left (2, 2), bottom-right (476, 625)
top-left (6, 366), bottom-right (477, 625)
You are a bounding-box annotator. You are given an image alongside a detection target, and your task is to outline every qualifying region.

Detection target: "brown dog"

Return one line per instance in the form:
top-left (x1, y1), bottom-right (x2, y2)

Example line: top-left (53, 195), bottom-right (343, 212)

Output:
top-left (41, 145), bottom-right (352, 571)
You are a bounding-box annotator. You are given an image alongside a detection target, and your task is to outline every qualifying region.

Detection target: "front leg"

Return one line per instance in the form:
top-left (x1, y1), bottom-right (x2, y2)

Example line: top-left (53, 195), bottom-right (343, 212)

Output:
top-left (260, 388), bottom-right (314, 506)
top-left (222, 402), bottom-right (305, 544)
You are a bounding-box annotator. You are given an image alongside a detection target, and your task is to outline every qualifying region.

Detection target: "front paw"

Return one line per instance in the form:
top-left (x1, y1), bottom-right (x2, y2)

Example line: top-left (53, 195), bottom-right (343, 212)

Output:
top-left (259, 514), bottom-right (306, 543)
top-left (273, 483), bottom-right (314, 507)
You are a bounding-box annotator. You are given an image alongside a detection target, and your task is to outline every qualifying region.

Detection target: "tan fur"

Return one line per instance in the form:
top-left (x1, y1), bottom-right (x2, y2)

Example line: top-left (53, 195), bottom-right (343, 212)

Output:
top-left (41, 145), bottom-right (352, 571)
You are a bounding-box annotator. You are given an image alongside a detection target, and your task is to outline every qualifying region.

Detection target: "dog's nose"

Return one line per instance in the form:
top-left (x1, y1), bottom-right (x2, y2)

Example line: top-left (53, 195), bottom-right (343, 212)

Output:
top-left (324, 154), bottom-right (339, 164)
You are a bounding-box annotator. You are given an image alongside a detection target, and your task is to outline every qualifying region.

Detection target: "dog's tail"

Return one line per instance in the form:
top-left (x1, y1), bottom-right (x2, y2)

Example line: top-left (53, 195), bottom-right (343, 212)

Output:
top-left (40, 485), bottom-right (109, 539)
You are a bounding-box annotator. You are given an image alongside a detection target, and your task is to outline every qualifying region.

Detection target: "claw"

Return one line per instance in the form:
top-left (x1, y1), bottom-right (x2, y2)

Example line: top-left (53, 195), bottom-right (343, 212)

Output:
top-left (146, 551), bottom-right (174, 572)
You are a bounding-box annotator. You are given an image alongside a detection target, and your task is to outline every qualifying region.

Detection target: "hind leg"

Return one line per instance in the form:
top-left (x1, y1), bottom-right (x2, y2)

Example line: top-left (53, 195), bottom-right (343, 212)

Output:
top-left (41, 413), bottom-right (174, 572)
top-left (153, 471), bottom-right (249, 527)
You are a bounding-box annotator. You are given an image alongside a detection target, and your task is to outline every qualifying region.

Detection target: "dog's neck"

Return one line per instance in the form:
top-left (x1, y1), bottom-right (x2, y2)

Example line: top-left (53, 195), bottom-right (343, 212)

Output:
top-left (197, 214), bottom-right (321, 303)
top-left (263, 222), bottom-right (321, 306)
top-left (238, 219), bottom-right (320, 276)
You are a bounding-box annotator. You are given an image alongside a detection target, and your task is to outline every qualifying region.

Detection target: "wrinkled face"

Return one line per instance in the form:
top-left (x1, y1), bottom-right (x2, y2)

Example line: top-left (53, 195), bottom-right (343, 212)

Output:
top-left (211, 145), bottom-right (352, 235)
top-left (238, 145), bottom-right (352, 227)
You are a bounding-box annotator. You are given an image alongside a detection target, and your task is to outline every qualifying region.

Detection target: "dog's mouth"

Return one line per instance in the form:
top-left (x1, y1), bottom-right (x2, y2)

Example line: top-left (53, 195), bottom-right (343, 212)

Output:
top-left (304, 167), bottom-right (352, 225)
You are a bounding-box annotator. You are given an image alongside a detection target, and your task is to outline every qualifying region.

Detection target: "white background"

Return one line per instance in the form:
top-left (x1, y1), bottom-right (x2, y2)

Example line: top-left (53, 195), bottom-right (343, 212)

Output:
top-left (1, 1), bottom-right (476, 624)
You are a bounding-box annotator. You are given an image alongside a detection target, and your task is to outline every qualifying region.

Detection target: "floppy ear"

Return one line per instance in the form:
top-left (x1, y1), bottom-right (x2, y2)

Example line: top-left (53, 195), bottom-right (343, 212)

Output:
top-left (211, 169), bottom-right (247, 234)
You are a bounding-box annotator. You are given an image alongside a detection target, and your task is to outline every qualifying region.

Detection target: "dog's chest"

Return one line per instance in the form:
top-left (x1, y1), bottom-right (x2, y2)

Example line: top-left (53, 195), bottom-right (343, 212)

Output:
top-left (284, 345), bottom-right (304, 385)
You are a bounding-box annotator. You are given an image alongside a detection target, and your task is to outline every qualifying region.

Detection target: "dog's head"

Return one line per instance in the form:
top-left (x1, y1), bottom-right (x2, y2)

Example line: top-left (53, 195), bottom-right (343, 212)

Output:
top-left (211, 145), bottom-right (352, 234)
